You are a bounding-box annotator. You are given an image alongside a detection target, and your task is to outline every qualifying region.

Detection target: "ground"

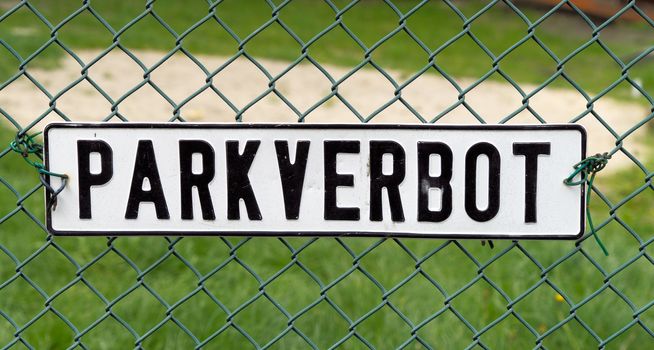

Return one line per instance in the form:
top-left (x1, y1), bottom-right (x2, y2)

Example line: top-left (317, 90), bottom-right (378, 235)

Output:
top-left (1, 49), bottom-right (650, 171)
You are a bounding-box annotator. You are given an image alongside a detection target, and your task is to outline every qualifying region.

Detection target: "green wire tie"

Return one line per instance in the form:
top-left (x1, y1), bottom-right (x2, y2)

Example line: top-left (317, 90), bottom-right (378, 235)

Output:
top-left (9, 132), bottom-right (67, 178)
top-left (564, 152), bottom-right (611, 256)
top-left (10, 132), bottom-right (68, 211)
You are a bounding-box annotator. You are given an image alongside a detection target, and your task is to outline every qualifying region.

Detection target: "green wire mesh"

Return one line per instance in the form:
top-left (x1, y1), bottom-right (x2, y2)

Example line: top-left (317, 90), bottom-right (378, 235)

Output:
top-left (1, 0), bottom-right (654, 349)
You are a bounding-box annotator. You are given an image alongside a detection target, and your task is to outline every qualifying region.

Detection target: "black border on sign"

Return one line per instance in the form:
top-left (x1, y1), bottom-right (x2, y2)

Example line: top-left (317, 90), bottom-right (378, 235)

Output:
top-left (44, 122), bottom-right (587, 239)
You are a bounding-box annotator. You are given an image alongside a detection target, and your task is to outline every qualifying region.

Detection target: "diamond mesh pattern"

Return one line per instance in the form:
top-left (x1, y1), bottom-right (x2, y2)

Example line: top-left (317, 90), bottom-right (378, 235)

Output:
top-left (1, 0), bottom-right (654, 348)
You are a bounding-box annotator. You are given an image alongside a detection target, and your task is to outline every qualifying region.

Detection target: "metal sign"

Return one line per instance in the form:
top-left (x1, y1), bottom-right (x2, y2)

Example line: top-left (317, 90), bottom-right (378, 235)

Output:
top-left (44, 123), bottom-right (586, 239)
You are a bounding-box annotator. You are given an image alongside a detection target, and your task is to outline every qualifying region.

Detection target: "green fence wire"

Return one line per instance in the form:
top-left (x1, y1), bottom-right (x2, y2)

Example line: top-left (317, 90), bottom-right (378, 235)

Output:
top-left (1, 0), bottom-right (654, 349)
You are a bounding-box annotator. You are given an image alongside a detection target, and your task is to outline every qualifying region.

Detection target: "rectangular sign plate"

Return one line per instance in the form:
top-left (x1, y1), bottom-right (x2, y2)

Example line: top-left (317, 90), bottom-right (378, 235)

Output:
top-left (45, 123), bottom-right (585, 239)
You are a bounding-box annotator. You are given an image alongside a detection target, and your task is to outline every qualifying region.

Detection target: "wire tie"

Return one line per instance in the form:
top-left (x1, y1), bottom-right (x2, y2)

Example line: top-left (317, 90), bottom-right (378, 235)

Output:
top-left (564, 152), bottom-right (611, 256)
top-left (10, 132), bottom-right (68, 211)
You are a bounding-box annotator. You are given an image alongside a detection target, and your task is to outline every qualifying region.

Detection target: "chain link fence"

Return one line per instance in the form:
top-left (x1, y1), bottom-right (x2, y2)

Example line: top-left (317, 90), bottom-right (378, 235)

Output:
top-left (1, 0), bottom-right (653, 348)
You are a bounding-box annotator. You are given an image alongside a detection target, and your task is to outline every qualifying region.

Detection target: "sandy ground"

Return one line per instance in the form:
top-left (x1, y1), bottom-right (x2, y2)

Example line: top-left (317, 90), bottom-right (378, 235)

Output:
top-left (0, 49), bottom-right (649, 171)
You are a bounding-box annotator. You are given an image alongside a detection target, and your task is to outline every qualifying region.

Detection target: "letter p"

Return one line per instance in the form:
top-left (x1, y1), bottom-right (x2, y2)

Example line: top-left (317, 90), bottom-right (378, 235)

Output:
top-left (77, 140), bottom-right (113, 219)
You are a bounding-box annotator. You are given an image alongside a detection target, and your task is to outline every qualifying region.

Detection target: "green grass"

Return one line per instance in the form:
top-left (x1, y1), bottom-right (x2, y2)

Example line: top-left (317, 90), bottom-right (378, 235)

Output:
top-left (0, 0), bottom-right (653, 101)
top-left (1, 0), bottom-right (654, 348)
top-left (1, 124), bottom-right (654, 349)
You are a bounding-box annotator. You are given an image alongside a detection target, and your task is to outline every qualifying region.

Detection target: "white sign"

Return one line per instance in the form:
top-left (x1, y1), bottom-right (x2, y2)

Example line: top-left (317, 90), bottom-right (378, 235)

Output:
top-left (44, 123), bottom-right (586, 239)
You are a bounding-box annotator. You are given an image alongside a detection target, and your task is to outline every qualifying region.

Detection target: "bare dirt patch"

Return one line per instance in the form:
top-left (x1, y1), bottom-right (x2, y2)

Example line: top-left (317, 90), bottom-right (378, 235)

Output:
top-left (0, 49), bottom-right (649, 171)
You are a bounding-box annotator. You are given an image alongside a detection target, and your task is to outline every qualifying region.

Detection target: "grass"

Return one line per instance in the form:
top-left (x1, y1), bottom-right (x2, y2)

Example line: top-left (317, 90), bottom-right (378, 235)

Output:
top-left (1, 0), bottom-right (654, 348)
top-left (0, 0), bottom-right (653, 101)
top-left (1, 123), bottom-right (653, 348)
